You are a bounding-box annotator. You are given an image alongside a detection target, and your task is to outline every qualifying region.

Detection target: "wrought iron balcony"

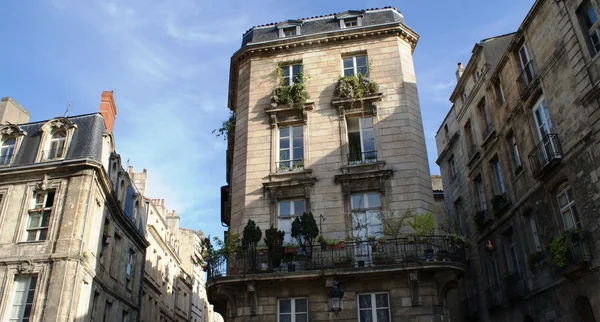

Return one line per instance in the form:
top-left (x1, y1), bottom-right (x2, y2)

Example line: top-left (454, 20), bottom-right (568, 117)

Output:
top-left (484, 284), bottom-right (503, 309)
top-left (528, 134), bottom-right (563, 178)
top-left (555, 232), bottom-right (593, 276)
top-left (42, 148), bottom-right (66, 161)
top-left (276, 159), bottom-right (304, 173)
top-left (207, 236), bottom-right (467, 280)
top-left (481, 123), bottom-right (494, 141)
top-left (467, 144), bottom-right (479, 164)
top-left (516, 60), bottom-right (538, 97)
top-left (0, 153), bottom-right (13, 165)
top-left (348, 150), bottom-right (378, 165)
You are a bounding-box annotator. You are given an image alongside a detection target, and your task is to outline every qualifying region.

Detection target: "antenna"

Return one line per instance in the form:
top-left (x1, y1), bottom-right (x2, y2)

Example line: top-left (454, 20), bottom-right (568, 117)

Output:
top-left (64, 102), bottom-right (71, 117)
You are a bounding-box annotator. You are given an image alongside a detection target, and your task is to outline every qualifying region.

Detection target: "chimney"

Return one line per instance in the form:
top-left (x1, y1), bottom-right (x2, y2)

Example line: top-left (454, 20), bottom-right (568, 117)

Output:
top-left (99, 91), bottom-right (117, 132)
top-left (455, 62), bottom-right (465, 82)
top-left (0, 97), bottom-right (30, 124)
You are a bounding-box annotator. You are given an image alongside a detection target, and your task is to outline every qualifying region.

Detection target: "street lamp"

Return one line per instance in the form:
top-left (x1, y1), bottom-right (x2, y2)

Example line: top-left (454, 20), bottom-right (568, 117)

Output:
top-left (328, 280), bottom-right (344, 314)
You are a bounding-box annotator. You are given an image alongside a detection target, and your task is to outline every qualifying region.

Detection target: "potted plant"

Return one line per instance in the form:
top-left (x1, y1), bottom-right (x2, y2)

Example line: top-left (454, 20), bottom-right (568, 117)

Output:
top-left (318, 235), bottom-right (327, 251)
top-left (436, 250), bottom-right (452, 262)
top-left (492, 194), bottom-right (509, 215)
top-left (264, 226), bottom-right (285, 271)
top-left (242, 219), bottom-right (262, 273)
top-left (291, 212), bottom-right (319, 262)
top-left (283, 252), bottom-right (296, 272)
top-left (334, 73), bottom-right (379, 100)
top-left (334, 256), bottom-right (352, 269)
top-left (284, 242), bottom-right (299, 254)
top-left (372, 253), bottom-right (388, 265)
top-left (270, 68), bottom-right (310, 108)
top-left (327, 240), bottom-right (342, 250)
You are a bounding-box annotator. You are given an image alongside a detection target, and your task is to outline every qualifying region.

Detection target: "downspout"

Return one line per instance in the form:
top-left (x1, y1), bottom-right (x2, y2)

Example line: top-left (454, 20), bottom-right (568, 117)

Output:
top-left (67, 170), bottom-right (97, 322)
top-left (135, 201), bottom-right (149, 322)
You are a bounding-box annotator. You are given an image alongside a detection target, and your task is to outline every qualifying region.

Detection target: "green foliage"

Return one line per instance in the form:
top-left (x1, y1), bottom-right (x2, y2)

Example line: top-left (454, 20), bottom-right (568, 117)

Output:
top-left (212, 231), bottom-right (241, 255)
top-left (291, 212), bottom-right (319, 257)
top-left (447, 234), bottom-right (472, 248)
top-left (270, 67), bottom-right (310, 108)
top-left (408, 212), bottom-right (436, 236)
top-left (528, 251), bottom-right (544, 270)
top-left (380, 209), bottom-right (416, 239)
top-left (548, 228), bottom-right (591, 268)
top-left (242, 219), bottom-right (262, 251)
top-left (264, 226), bottom-right (285, 268)
top-left (212, 111), bottom-right (235, 140)
top-left (334, 73), bottom-right (379, 99)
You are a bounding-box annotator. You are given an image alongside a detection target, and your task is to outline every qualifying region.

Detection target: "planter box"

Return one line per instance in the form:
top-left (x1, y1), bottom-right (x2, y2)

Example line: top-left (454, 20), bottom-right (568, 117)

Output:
top-left (284, 247), bottom-right (298, 254)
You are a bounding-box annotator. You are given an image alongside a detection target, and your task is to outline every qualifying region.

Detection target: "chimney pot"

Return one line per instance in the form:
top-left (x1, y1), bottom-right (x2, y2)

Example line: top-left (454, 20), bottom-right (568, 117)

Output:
top-left (99, 91), bottom-right (117, 132)
top-left (128, 166), bottom-right (133, 173)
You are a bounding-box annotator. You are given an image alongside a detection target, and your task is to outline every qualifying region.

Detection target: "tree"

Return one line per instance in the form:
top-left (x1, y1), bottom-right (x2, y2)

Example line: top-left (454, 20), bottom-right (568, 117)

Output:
top-left (242, 219), bottom-right (262, 271)
top-left (409, 212), bottom-right (436, 236)
top-left (291, 212), bottom-right (319, 261)
top-left (264, 226), bottom-right (285, 270)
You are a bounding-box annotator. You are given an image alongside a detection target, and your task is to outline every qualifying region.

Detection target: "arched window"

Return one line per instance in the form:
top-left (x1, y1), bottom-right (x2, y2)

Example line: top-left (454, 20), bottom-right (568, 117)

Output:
top-left (47, 130), bottom-right (66, 160)
top-left (0, 137), bottom-right (16, 165)
top-left (556, 182), bottom-right (580, 230)
top-left (576, 296), bottom-right (596, 322)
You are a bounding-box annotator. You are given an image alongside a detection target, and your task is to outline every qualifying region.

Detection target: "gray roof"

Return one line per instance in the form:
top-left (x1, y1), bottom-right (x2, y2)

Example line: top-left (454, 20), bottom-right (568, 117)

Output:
top-left (11, 113), bottom-right (105, 166)
top-left (241, 7), bottom-right (405, 46)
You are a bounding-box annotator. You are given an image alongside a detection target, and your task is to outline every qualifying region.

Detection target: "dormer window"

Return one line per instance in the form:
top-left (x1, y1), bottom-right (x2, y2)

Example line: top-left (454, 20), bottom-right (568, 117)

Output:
top-left (46, 130), bottom-right (66, 160)
top-left (283, 27), bottom-right (297, 37)
top-left (277, 20), bottom-right (302, 38)
top-left (343, 17), bottom-right (362, 28)
top-left (0, 137), bottom-right (15, 165)
top-left (336, 10), bottom-right (365, 29)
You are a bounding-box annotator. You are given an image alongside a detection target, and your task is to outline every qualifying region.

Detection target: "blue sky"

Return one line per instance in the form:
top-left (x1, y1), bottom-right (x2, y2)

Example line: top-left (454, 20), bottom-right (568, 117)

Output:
top-left (0, 0), bottom-right (533, 239)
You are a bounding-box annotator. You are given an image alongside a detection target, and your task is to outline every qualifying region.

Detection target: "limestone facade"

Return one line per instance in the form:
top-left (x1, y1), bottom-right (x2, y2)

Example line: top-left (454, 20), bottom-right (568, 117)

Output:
top-left (211, 7), bottom-right (466, 322)
top-left (436, 0), bottom-right (600, 321)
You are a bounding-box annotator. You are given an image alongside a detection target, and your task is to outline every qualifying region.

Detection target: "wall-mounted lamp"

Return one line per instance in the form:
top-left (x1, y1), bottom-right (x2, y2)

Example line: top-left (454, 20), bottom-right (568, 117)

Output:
top-left (328, 280), bottom-right (344, 315)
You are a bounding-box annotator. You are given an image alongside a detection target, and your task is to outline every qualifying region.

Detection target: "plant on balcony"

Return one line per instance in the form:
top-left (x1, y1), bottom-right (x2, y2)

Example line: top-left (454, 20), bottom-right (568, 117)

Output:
top-left (380, 209), bottom-right (415, 240)
top-left (548, 229), bottom-right (592, 269)
top-left (270, 68), bottom-right (310, 108)
top-left (242, 219), bottom-right (262, 272)
top-left (372, 253), bottom-right (389, 265)
top-left (264, 226), bottom-right (285, 270)
top-left (212, 111), bottom-right (235, 140)
top-left (335, 256), bottom-right (353, 268)
top-left (291, 212), bottom-right (319, 261)
top-left (334, 73), bottom-right (379, 100)
top-left (502, 272), bottom-right (523, 300)
top-left (528, 251), bottom-right (545, 270)
top-left (446, 234), bottom-right (472, 249)
top-left (284, 242), bottom-right (299, 254)
top-left (409, 212), bottom-right (436, 236)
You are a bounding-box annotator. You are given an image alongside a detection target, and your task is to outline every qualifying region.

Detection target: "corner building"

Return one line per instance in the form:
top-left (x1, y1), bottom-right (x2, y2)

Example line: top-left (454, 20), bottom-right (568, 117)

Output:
top-left (210, 8), bottom-right (466, 321)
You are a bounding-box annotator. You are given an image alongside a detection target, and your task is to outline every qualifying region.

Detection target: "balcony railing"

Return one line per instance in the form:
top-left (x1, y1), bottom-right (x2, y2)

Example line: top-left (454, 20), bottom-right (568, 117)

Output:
top-left (516, 60), bottom-right (537, 97)
top-left (528, 134), bottom-right (563, 178)
top-left (0, 153), bottom-right (13, 165)
top-left (42, 148), bottom-right (66, 161)
top-left (207, 236), bottom-right (466, 280)
top-left (348, 150), bottom-right (378, 165)
top-left (481, 123), bottom-right (493, 141)
top-left (484, 284), bottom-right (503, 309)
top-left (276, 159), bottom-right (304, 173)
top-left (467, 144), bottom-right (478, 163)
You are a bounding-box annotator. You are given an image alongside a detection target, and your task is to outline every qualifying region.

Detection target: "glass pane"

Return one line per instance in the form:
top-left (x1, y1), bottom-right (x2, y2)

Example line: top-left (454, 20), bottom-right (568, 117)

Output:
top-left (375, 294), bottom-right (388, 308)
top-left (358, 65), bottom-right (368, 75)
top-left (352, 194), bottom-right (365, 209)
top-left (279, 202), bottom-right (291, 216)
top-left (39, 229), bottom-right (47, 240)
top-left (41, 214), bottom-right (50, 227)
top-left (363, 139), bottom-right (375, 152)
top-left (26, 231), bottom-right (37, 241)
top-left (280, 150), bottom-right (290, 162)
top-left (295, 314), bottom-right (307, 322)
top-left (359, 294), bottom-right (372, 308)
top-left (376, 309), bottom-right (390, 322)
top-left (292, 126), bottom-right (303, 137)
top-left (279, 219), bottom-right (292, 243)
top-left (293, 148), bottom-right (303, 161)
top-left (367, 194), bottom-right (380, 208)
top-left (279, 299), bottom-right (291, 313)
top-left (563, 210), bottom-right (574, 230)
top-left (343, 68), bottom-right (354, 77)
top-left (293, 137), bottom-right (303, 149)
top-left (295, 299), bottom-right (307, 312)
top-left (343, 57), bottom-right (353, 69)
top-left (557, 193), bottom-right (568, 208)
top-left (280, 138), bottom-right (290, 149)
top-left (361, 117), bottom-right (373, 128)
top-left (293, 200), bottom-right (306, 214)
top-left (28, 215), bottom-right (41, 228)
top-left (356, 55), bottom-right (367, 67)
top-left (45, 192), bottom-right (55, 208)
top-left (279, 315), bottom-right (292, 322)
top-left (566, 188), bottom-right (574, 202)
top-left (279, 127), bottom-right (289, 138)
top-left (360, 310), bottom-right (373, 322)
top-left (282, 67), bottom-right (290, 78)
top-left (584, 3), bottom-right (598, 28)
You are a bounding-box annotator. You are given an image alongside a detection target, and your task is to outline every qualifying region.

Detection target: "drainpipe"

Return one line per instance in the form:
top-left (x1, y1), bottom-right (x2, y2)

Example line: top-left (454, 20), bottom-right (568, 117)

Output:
top-left (67, 170), bottom-right (97, 322)
top-left (135, 202), bottom-right (150, 322)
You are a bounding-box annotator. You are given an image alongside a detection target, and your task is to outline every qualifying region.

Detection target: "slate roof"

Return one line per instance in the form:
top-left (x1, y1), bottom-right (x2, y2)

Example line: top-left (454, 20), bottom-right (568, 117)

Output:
top-left (10, 113), bottom-right (106, 166)
top-left (241, 7), bottom-right (405, 46)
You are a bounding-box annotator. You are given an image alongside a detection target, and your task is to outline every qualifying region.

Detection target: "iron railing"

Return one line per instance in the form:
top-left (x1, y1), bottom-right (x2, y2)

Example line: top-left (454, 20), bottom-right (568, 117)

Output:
top-left (528, 134), bottom-right (563, 177)
top-left (207, 235), bottom-right (466, 279)
top-left (563, 239), bottom-right (592, 268)
top-left (484, 284), bottom-right (504, 309)
top-left (348, 151), bottom-right (378, 165)
top-left (467, 144), bottom-right (478, 162)
top-left (0, 153), bottom-right (13, 165)
top-left (42, 148), bottom-right (66, 161)
top-left (482, 123), bottom-right (493, 141)
top-left (276, 159), bottom-right (304, 172)
top-left (516, 60), bottom-right (536, 96)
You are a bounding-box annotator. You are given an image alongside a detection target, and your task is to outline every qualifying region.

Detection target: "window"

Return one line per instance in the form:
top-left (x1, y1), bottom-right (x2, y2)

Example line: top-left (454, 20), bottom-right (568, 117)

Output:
top-left (529, 216), bottom-right (542, 252)
top-left (473, 70), bottom-right (481, 82)
top-left (491, 158), bottom-right (505, 195)
top-left (46, 130), bottom-right (66, 160)
top-left (278, 126), bottom-right (303, 171)
top-left (0, 137), bottom-right (15, 165)
top-left (126, 250), bottom-right (134, 289)
top-left (556, 184), bottom-right (580, 230)
top-left (494, 80), bottom-right (505, 107)
top-left (342, 55), bottom-right (368, 76)
top-left (103, 301), bottom-right (112, 322)
top-left (351, 193), bottom-right (382, 240)
top-left (479, 99), bottom-right (491, 133)
top-left (532, 98), bottom-right (553, 141)
top-left (281, 64), bottom-right (303, 86)
top-left (488, 255), bottom-right (501, 287)
top-left (576, 295), bottom-right (597, 322)
top-left (132, 201), bottom-right (139, 224)
top-left (122, 311), bottom-right (129, 322)
top-left (475, 176), bottom-right (487, 211)
top-left (347, 117), bottom-right (376, 164)
top-left (282, 27), bottom-right (297, 37)
top-left (26, 191), bottom-right (55, 241)
top-left (357, 293), bottom-right (390, 322)
top-left (9, 275), bottom-right (37, 322)
top-left (517, 43), bottom-right (535, 85)
top-left (448, 156), bottom-right (457, 182)
top-left (278, 298), bottom-right (307, 322)
top-left (343, 17), bottom-right (359, 28)
top-left (504, 231), bottom-right (521, 274)
top-left (90, 292), bottom-right (100, 322)
top-left (443, 124), bottom-right (449, 138)
top-left (508, 135), bottom-right (522, 170)
top-left (461, 90), bottom-right (468, 104)
top-left (580, 2), bottom-right (600, 55)
top-left (278, 200), bottom-right (306, 244)
top-left (464, 119), bottom-right (476, 150)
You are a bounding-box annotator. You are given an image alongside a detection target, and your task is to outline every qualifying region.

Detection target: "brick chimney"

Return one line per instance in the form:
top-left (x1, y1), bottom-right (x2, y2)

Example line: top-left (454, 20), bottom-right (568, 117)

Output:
top-left (455, 62), bottom-right (465, 83)
top-left (99, 91), bottom-right (117, 132)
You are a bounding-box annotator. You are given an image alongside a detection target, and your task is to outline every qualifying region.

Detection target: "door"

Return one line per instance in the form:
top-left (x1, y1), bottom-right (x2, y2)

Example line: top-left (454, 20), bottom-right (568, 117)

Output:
top-left (532, 98), bottom-right (557, 164)
top-left (518, 44), bottom-right (534, 83)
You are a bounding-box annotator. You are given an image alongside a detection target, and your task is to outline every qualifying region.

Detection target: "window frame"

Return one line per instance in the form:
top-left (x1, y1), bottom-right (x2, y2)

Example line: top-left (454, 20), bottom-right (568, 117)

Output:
top-left (342, 54), bottom-right (368, 77)
top-left (8, 275), bottom-right (38, 322)
top-left (277, 125), bottom-right (304, 171)
top-left (340, 17), bottom-right (362, 28)
top-left (532, 97), bottom-right (553, 141)
top-left (25, 190), bottom-right (55, 242)
top-left (277, 297), bottom-right (308, 322)
top-left (279, 26), bottom-right (301, 38)
top-left (347, 116), bottom-right (376, 164)
top-left (475, 176), bottom-right (487, 211)
top-left (579, 1), bottom-right (600, 56)
top-left (0, 137), bottom-right (16, 165)
top-left (529, 216), bottom-right (542, 252)
top-left (494, 79), bottom-right (505, 107)
top-left (46, 130), bottom-right (67, 160)
top-left (281, 64), bottom-right (303, 86)
top-left (508, 134), bottom-right (522, 170)
top-left (491, 158), bottom-right (505, 195)
top-left (278, 199), bottom-right (306, 244)
top-left (448, 156), bottom-right (457, 182)
top-left (556, 184), bottom-right (580, 230)
top-left (504, 232), bottom-right (521, 274)
top-left (351, 192), bottom-right (383, 240)
top-left (356, 292), bottom-right (391, 322)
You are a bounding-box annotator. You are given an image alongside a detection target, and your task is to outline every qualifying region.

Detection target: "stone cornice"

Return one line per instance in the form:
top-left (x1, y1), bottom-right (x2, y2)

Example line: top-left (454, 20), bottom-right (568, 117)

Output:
top-left (149, 225), bottom-right (182, 265)
top-left (435, 132), bottom-right (460, 165)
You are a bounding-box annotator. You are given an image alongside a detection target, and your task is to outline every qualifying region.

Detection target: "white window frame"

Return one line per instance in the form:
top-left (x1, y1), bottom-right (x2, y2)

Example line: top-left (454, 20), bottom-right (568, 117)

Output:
top-left (347, 116), bottom-right (376, 164)
top-left (281, 64), bottom-right (303, 86)
top-left (529, 216), bottom-right (542, 252)
top-left (532, 97), bottom-right (553, 141)
top-left (494, 80), bottom-right (505, 107)
top-left (475, 177), bottom-right (487, 211)
top-left (342, 55), bottom-right (368, 76)
top-left (279, 26), bottom-right (301, 38)
top-left (508, 135), bottom-right (522, 168)
top-left (0, 137), bottom-right (16, 165)
top-left (340, 16), bottom-right (362, 28)
top-left (504, 233), bottom-right (521, 274)
top-left (448, 156), bottom-right (457, 181)
top-left (492, 159), bottom-right (505, 195)
top-left (278, 199), bottom-right (306, 244)
top-left (518, 43), bottom-right (535, 84)
top-left (581, 1), bottom-right (600, 55)
top-left (351, 192), bottom-right (382, 240)
top-left (277, 298), bottom-right (308, 322)
top-left (357, 292), bottom-right (391, 322)
top-left (8, 275), bottom-right (38, 322)
top-left (126, 249), bottom-right (134, 280)
top-left (557, 184), bottom-right (580, 230)
top-left (277, 125), bottom-right (304, 171)
top-left (25, 190), bottom-right (55, 242)
top-left (46, 130), bottom-right (67, 160)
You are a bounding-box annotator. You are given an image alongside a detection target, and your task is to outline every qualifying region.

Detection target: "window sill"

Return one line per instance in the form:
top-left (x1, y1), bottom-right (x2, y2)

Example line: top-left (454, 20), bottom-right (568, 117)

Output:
top-left (17, 240), bottom-right (46, 245)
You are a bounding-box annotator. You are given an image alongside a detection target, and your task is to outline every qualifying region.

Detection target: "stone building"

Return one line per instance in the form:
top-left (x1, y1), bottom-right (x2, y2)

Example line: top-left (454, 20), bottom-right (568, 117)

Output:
top-left (210, 7), bottom-right (466, 322)
top-left (0, 91), bottom-right (148, 321)
top-left (435, 0), bottom-right (600, 321)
